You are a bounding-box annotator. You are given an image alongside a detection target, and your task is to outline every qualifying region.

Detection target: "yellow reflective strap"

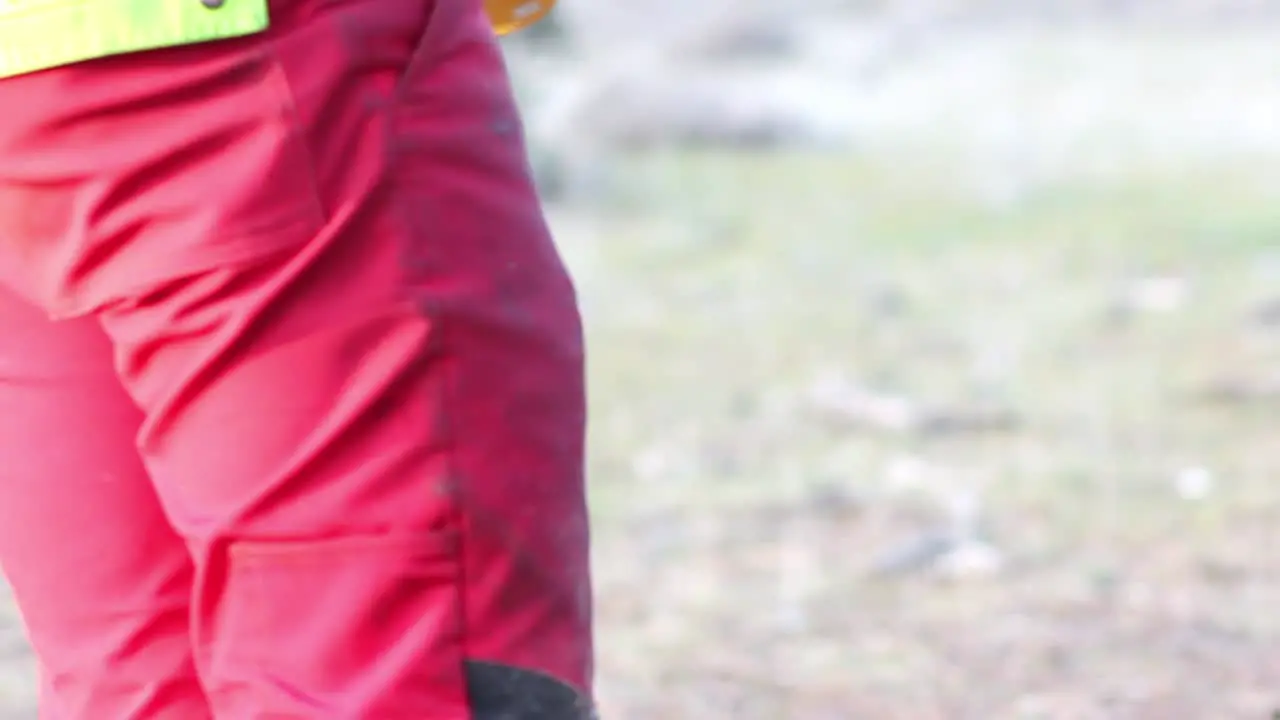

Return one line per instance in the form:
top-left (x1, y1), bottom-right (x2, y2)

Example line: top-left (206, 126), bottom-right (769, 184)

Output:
top-left (0, 0), bottom-right (268, 79)
top-left (0, 0), bottom-right (551, 80)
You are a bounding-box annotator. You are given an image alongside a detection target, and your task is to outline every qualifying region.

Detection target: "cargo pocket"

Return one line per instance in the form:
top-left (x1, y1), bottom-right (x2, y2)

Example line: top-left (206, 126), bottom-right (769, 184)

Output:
top-left (213, 530), bottom-right (470, 717)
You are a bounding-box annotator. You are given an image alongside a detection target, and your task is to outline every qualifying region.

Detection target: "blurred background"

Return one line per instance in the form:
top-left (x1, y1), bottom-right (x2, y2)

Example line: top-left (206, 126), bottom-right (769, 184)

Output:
top-left (504, 0), bottom-right (1280, 717)
top-left (4, 1), bottom-right (1280, 718)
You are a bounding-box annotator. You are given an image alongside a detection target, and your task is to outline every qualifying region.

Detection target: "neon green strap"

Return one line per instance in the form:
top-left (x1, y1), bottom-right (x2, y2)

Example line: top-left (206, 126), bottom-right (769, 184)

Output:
top-left (0, 0), bottom-right (269, 80)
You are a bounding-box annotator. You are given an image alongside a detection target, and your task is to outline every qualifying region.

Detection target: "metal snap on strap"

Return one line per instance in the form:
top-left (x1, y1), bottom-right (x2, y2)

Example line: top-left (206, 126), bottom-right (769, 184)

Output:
top-left (201, 0), bottom-right (225, 9)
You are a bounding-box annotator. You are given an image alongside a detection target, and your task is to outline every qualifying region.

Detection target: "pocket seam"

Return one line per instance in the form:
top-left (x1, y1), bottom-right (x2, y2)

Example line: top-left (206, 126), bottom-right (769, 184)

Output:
top-left (229, 528), bottom-right (461, 565)
top-left (260, 43), bottom-right (330, 229)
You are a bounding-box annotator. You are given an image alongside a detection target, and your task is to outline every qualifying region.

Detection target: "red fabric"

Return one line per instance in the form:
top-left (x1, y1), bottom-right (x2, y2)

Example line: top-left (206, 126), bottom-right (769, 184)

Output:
top-left (0, 0), bottom-right (593, 716)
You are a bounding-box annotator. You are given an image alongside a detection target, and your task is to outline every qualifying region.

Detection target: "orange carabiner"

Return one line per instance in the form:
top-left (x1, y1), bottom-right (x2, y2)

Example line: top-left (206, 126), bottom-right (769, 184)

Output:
top-left (484, 0), bottom-right (556, 36)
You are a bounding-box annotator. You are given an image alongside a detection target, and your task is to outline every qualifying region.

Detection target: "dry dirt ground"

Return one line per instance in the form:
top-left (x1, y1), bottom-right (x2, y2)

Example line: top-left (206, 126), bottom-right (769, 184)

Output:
top-left (4, 25), bottom-right (1280, 720)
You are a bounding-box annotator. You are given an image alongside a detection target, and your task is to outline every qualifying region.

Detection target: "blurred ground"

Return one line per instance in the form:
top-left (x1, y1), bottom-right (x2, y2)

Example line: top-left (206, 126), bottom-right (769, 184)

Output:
top-left (570, 155), bottom-right (1280, 719)
top-left (3, 4), bottom-right (1280, 719)
top-left (518, 5), bottom-right (1280, 718)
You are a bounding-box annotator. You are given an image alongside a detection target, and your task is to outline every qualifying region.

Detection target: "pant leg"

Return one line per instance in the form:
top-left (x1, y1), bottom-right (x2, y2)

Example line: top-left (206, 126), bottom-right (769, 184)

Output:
top-left (0, 288), bottom-right (211, 719)
top-left (0, 0), bottom-right (593, 717)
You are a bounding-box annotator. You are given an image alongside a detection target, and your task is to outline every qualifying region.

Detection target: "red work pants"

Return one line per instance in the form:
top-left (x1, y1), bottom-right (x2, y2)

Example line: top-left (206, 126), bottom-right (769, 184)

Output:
top-left (0, 0), bottom-right (594, 717)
